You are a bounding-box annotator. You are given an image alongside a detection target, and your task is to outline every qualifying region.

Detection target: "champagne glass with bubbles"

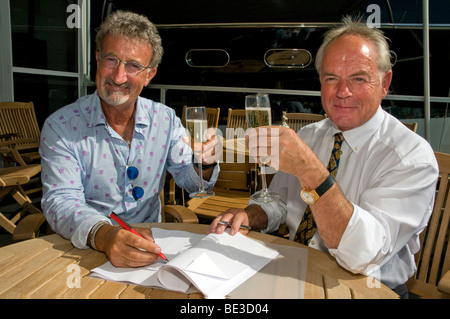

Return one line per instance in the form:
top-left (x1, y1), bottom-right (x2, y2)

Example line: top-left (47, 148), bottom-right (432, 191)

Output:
top-left (245, 94), bottom-right (279, 202)
top-left (186, 106), bottom-right (215, 199)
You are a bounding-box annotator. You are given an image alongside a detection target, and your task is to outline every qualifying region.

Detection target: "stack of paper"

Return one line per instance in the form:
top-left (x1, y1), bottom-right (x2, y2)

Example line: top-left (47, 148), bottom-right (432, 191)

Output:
top-left (90, 228), bottom-right (279, 299)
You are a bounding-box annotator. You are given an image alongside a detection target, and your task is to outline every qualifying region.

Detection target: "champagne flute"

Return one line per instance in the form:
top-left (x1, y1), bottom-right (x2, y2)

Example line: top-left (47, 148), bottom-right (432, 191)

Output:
top-left (245, 94), bottom-right (279, 202)
top-left (186, 106), bottom-right (215, 199)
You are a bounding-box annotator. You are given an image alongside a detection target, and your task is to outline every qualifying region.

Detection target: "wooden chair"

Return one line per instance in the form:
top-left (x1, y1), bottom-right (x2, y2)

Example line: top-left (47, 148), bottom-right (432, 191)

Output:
top-left (282, 111), bottom-right (326, 132)
top-left (160, 190), bottom-right (198, 224)
top-left (181, 105), bottom-right (220, 128)
top-left (0, 164), bottom-right (46, 241)
top-left (181, 108), bottom-right (255, 221)
top-left (187, 175), bottom-right (255, 222)
top-left (226, 108), bottom-right (247, 139)
top-left (402, 121), bottom-right (418, 133)
top-left (187, 137), bottom-right (257, 221)
top-left (0, 102), bottom-right (41, 167)
top-left (406, 151), bottom-right (450, 298)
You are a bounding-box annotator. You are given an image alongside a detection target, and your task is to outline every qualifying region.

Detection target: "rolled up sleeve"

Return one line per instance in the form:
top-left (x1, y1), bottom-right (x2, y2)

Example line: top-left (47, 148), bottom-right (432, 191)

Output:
top-left (329, 160), bottom-right (438, 276)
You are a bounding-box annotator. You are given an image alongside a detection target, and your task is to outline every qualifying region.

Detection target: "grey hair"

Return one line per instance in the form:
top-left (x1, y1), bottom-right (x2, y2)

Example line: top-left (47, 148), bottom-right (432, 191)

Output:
top-left (95, 10), bottom-right (163, 68)
top-left (315, 15), bottom-right (392, 75)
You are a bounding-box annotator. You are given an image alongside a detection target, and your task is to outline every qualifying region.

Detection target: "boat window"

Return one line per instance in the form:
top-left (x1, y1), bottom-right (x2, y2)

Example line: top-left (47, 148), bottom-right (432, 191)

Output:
top-left (264, 49), bottom-right (312, 69)
top-left (185, 49), bottom-right (230, 68)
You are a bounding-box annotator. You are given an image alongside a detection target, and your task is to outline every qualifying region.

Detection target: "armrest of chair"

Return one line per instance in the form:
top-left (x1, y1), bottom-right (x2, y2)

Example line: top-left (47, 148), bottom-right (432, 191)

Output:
top-left (0, 137), bottom-right (36, 152)
top-left (437, 270), bottom-right (450, 295)
top-left (0, 138), bottom-right (37, 166)
top-left (0, 137), bottom-right (35, 146)
top-left (163, 204), bottom-right (199, 224)
top-left (13, 212), bottom-right (46, 241)
top-left (0, 133), bottom-right (22, 140)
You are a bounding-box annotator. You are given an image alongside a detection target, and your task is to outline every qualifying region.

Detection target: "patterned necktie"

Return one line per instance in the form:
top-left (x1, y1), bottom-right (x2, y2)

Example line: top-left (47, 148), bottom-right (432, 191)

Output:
top-left (295, 133), bottom-right (344, 245)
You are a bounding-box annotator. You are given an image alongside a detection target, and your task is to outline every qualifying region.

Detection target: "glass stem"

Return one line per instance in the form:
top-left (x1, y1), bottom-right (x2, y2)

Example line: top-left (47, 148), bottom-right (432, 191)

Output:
top-left (197, 154), bottom-right (205, 193)
top-left (260, 163), bottom-right (269, 195)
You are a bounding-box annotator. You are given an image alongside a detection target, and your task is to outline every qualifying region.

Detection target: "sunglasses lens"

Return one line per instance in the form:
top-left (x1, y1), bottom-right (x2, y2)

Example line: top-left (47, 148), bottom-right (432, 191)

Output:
top-left (126, 166), bottom-right (143, 200)
top-left (132, 187), bottom-right (144, 200)
top-left (127, 166), bottom-right (139, 180)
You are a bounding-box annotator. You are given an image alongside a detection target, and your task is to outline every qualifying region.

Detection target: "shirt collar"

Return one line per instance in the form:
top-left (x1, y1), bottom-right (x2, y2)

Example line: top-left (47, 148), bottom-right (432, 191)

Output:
top-left (329, 106), bottom-right (384, 154)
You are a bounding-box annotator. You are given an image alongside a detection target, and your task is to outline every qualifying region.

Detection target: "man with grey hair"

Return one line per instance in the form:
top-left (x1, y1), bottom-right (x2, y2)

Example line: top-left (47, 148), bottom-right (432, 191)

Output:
top-left (40, 11), bottom-right (220, 268)
top-left (209, 16), bottom-right (438, 298)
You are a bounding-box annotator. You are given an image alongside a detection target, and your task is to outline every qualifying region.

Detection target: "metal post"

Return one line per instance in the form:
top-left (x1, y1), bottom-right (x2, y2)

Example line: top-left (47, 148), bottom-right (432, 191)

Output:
top-left (0, 0), bottom-right (14, 101)
top-left (423, 0), bottom-right (431, 141)
top-left (78, 0), bottom-right (85, 98)
top-left (80, 0), bottom-right (91, 97)
top-left (160, 88), bottom-right (167, 104)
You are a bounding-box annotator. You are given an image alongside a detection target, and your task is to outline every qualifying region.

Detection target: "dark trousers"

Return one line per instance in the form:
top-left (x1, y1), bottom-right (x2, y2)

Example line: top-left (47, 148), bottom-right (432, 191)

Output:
top-left (392, 283), bottom-right (409, 299)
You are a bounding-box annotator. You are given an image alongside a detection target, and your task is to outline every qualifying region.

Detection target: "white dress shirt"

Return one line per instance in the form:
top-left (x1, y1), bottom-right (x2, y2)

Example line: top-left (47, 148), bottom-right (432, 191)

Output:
top-left (251, 107), bottom-right (438, 289)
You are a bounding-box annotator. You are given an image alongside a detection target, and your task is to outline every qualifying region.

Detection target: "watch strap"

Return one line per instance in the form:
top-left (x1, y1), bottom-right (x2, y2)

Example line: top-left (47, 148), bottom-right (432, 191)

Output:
top-left (192, 153), bottom-right (217, 170)
top-left (315, 174), bottom-right (335, 197)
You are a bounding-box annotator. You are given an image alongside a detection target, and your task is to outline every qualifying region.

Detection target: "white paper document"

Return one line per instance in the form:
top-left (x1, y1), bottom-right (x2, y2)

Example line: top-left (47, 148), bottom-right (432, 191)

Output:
top-left (90, 228), bottom-right (279, 299)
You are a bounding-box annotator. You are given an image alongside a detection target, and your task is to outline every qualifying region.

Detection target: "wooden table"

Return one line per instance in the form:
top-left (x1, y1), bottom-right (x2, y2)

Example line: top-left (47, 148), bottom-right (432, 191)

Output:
top-left (187, 188), bottom-right (250, 220)
top-left (0, 223), bottom-right (398, 299)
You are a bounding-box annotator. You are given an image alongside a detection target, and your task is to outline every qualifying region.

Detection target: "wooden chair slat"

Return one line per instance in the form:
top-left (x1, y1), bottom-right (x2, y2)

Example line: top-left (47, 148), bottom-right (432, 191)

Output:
top-left (407, 152), bottom-right (450, 298)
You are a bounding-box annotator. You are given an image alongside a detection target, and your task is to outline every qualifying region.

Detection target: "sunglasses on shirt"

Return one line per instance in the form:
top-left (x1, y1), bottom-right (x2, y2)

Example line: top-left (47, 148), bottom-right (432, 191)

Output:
top-left (126, 166), bottom-right (144, 200)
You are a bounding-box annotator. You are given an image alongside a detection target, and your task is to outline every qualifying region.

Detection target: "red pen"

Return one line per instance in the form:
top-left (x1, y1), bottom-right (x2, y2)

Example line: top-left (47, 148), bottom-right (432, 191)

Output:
top-left (110, 212), bottom-right (169, 262)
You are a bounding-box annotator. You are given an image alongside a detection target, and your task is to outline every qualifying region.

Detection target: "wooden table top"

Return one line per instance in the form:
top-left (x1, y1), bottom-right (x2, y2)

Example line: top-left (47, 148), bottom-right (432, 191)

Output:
top-left (0, 223), bottom-right (398, 299)
top-left (187, 188), bottom-right (250, 220)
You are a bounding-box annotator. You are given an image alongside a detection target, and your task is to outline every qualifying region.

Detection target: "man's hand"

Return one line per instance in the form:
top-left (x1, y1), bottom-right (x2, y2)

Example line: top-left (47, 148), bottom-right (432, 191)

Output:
top-left (201, 129), bottom-right (222, 165)
top-left (246, 126), bottom-right (325, 185)
top-left (208, 208), bottom-right (251, 236)
top-left (94, 224), bottom-right (162, 268)
top-left (208, 205), bottom-right (268, 236)
top-left (183, 128), bottom-right (223, 165)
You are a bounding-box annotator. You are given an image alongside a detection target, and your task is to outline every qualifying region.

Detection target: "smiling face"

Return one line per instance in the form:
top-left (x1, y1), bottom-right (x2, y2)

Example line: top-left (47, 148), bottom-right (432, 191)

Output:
top-left (319, 34), bottom-right (392, 131)
top-left (95, 34), bottom-right (157, 109)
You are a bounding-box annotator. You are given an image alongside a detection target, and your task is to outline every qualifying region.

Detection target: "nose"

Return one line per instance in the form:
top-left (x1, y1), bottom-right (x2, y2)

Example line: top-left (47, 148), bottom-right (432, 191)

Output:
top-left (336, 79), bottom-right (352, 99)
top-left (110, 61), bottom-right (128, 84)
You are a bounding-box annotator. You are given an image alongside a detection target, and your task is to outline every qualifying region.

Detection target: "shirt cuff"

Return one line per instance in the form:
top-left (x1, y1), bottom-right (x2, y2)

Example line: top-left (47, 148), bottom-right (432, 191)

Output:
top-left (188, 160), bottom-right (220, 190)
top-left (248, 199), bottom-right (284, 233)
top-left (71, 215), bottom-right (112, 249)
top-left (328, 203), bottom-right (387, 275)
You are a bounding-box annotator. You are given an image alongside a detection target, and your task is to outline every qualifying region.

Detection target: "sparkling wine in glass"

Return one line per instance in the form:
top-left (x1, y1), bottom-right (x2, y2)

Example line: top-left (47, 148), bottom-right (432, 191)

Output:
top-left (186, 106), bottom-right (214, 199)
top-left (245, 94), bottom-right (279, 202)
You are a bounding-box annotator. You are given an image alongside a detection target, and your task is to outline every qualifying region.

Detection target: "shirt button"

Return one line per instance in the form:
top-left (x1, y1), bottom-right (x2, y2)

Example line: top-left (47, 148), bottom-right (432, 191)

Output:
top-left (310, 240), bottom-right (315, 245)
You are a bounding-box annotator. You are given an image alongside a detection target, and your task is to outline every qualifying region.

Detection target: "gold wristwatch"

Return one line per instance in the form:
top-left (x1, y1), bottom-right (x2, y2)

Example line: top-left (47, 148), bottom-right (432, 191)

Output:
top-left (300, 174), bottom-right (335, 205)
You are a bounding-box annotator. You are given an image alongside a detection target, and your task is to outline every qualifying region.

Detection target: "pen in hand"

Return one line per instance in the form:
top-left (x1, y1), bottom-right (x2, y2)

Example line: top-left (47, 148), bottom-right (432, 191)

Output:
top-left (217, 220), bottom-right (251, 230)
top-left (110, 212), bottom-right (169, 262)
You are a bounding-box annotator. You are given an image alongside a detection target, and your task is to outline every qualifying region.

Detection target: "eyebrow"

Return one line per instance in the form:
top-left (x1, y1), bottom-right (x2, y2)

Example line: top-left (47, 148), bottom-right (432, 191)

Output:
top-left (350, 71), bottom-right (370, 77)
top-left (322, 70), bottom-right (371, 78)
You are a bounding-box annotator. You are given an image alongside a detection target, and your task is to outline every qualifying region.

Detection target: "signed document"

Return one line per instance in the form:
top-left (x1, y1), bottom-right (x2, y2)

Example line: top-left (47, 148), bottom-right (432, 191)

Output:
top-left (90, 228), bottom-right (279, 299)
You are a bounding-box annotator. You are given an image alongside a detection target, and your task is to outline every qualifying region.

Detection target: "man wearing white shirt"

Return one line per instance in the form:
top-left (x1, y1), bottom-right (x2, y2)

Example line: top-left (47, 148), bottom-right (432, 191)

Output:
top-left (208, 17), bottom-right (438, 298)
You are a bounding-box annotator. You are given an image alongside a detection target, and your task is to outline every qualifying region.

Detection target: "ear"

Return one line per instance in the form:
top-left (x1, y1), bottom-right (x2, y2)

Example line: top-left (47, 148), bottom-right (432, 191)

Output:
top-left (381, 70), bottom-right (393, 98)
top-left (144, 68), bottom-right (157, 87)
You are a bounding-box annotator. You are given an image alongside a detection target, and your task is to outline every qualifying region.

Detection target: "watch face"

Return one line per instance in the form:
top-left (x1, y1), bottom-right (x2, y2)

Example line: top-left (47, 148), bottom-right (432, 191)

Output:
top-left (302, 193), bottom-right (314, 203)
top-left (301, 190), bottom-right (318, 204)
